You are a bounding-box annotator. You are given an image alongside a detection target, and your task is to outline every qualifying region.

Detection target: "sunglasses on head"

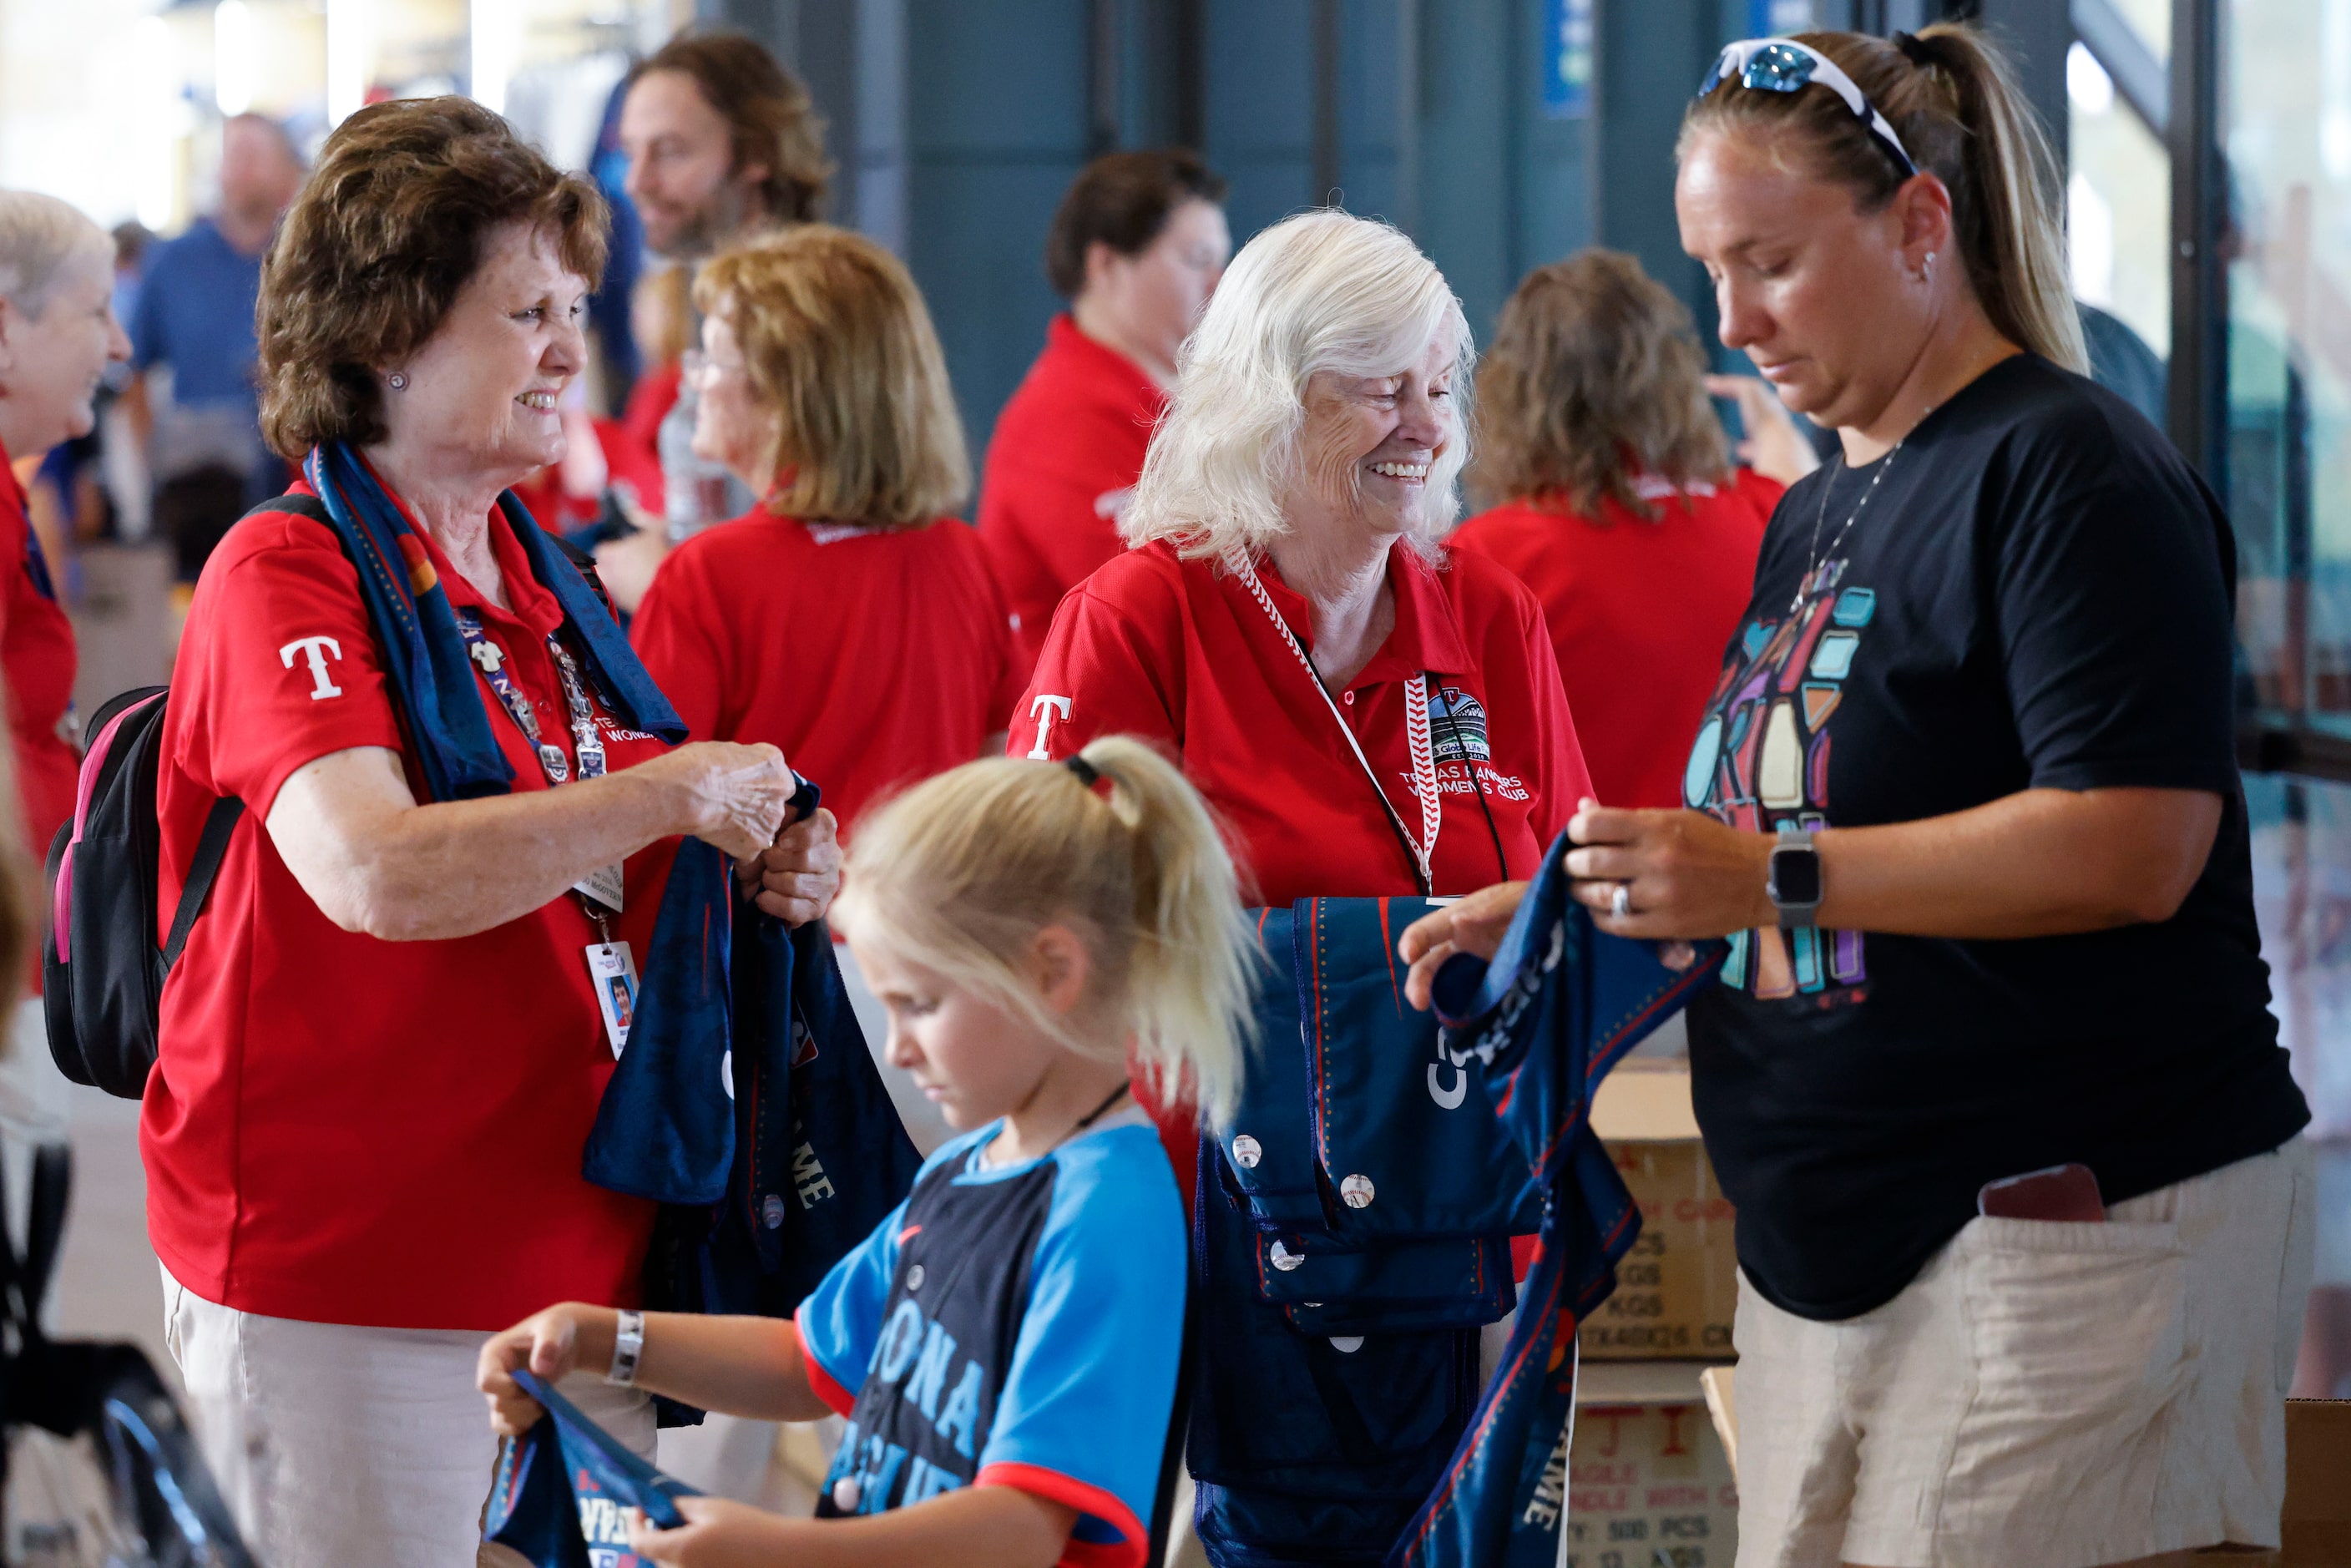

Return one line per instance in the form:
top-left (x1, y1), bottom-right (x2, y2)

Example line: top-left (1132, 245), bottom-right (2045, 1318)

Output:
top-left (1698, 38), bottom-right (1919, 180)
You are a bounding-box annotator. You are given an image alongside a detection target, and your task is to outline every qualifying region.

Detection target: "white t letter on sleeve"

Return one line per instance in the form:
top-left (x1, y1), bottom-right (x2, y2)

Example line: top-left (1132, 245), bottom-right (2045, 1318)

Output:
top-left (280, 635), bottom-right (346, 701)
top-left (1026, 694), bottom-right (1072, 760)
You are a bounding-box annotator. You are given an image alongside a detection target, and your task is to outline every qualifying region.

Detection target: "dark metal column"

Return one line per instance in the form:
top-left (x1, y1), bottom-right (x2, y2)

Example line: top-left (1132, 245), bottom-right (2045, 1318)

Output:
top-left (2166, 0), bottom-right (2225, 482)
top-left (1311, 0), bottom-right (1342, 204)
top-left (1088, 0), bottom-right (1121, 155)
top-left (1173, 0), bottom-right (1206, 151)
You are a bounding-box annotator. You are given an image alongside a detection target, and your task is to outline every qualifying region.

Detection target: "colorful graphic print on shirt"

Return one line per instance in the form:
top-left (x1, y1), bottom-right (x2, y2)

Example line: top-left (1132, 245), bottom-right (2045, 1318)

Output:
top-left (1683, 556), bottom-right (1876, 999)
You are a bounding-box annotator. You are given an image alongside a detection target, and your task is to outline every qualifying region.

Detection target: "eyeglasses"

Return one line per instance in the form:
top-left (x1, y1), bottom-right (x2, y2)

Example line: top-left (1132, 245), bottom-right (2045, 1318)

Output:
top-left (1698, 38), bottom-right (1918, 180)
top-left (682, 349), bottom-right (753, 392)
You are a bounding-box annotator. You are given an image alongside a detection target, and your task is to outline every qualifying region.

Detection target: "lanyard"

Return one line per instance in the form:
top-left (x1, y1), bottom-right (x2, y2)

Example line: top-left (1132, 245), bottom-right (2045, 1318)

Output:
top-left (454, 608), bottom-right (621, 926)
top-left (1226, 550), bottom-right (1441, 894)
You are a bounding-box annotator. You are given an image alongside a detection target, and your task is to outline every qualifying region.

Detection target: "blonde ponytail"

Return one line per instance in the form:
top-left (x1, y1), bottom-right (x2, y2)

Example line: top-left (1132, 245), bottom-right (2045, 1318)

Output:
top-left (833, 738), bottom-right (1257, 1124)
top-left (1680, 23), bottom-right (2088, 375)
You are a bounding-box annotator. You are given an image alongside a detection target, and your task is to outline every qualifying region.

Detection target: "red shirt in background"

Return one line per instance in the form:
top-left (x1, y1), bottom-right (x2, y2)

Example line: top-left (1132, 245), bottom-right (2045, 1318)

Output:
top-left (978, 316), bottom-right (1167, 674)
top-left (632, 509), bottom-right (1024, 839)
top-left (147, 488), bottom-right (676, 1328)
top-left (1449, 469), bottom-right (1782, 810)
top-left (0, 441), bottom-right (80, 992)
top-left (1016, 540), bottom-right (1594, 1201)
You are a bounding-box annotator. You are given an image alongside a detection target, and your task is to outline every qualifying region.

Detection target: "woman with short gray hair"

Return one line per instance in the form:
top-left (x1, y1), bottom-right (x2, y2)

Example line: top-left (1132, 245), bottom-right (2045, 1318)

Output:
top-left (0, 190), bottom-right (121, 1155)
top-left (1014, 208), bottom-right (1596, 1200)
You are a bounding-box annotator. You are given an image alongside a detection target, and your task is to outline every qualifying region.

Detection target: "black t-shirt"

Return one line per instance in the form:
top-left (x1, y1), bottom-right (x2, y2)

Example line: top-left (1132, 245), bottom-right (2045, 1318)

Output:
top-left (1684, 353), bottom-right (2308, 1322)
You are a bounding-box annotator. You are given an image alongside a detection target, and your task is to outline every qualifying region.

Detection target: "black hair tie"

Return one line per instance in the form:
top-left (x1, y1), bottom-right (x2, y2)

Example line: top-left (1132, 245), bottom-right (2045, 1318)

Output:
top-left (1893, 31), bottom-right (1942, 69)
top-left (1064, 755), bottom-right (1102, 788)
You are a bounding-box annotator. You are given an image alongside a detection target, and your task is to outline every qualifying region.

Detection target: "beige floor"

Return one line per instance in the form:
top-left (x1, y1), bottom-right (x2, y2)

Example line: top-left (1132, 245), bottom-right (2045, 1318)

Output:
top-left (49, 1081), bottom-right (174, 1383)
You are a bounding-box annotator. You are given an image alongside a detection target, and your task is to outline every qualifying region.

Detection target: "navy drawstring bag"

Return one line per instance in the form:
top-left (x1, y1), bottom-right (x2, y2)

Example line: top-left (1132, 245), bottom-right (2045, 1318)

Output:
top-left (483, 1369), bottom-right (700, 1567)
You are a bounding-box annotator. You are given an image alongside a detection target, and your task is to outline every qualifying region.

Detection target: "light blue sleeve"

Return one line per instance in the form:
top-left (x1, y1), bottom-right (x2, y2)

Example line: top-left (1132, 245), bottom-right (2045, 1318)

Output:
top-left (973, 1125), bottom-right (1186, 1556)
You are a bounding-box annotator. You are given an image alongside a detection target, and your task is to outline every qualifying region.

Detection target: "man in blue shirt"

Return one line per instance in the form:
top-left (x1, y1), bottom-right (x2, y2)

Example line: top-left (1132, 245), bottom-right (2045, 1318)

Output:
top-left (130, 113), bottom-right (303, 575)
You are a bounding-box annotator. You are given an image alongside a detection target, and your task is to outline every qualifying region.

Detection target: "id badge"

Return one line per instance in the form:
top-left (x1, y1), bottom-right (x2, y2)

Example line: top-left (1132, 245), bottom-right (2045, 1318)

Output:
top-left (587, 941), bottom-right (640, 1057)
top-left (573, 862), bottom-right (624, 914)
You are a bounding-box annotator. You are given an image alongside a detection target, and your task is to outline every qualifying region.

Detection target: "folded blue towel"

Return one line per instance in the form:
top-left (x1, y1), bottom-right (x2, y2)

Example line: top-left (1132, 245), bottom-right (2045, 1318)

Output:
top-left (483, 1368), bottom-right (700, 1567)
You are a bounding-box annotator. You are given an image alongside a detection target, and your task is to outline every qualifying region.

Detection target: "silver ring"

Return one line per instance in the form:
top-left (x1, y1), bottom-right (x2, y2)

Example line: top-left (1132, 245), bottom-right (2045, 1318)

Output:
top-left (1610, 882), bottom-right (1633, 919)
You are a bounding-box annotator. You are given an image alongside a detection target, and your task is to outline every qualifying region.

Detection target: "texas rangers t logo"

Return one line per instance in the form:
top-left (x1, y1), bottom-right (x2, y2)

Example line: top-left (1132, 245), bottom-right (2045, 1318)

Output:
top-left (279, 635), bottom-right (345, 701)
top-left (1025, 695), bottom-right (1071, 760)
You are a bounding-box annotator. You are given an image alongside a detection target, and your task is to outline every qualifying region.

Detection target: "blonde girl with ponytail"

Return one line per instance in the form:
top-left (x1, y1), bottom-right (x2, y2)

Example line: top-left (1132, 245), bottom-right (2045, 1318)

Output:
top-left (483, 738), bottom-right (1252, 1568)
top-left (1404, 19), bottom-right (2313, 1565)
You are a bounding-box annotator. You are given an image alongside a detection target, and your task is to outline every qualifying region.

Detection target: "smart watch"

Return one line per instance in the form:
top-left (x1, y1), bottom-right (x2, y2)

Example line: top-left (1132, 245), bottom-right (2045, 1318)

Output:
top-left (1767, 826), bottom-right (1823, 930)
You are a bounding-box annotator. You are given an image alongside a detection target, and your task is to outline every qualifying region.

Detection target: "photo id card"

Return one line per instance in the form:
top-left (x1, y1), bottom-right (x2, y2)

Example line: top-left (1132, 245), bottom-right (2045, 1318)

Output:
top-left (587, 941), bottom-right (640, 1058)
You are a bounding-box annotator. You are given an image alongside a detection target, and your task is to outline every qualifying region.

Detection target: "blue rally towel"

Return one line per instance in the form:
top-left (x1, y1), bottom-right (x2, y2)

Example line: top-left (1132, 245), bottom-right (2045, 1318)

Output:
top-left (484, 1369), bottom-right (700, 1567)
top-left (1388, 835), bottom-right (1722, 1568)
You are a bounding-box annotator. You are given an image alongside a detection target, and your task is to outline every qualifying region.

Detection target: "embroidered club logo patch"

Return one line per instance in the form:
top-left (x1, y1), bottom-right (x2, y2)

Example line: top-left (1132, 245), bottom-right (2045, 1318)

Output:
top-left (1430, 685), bottom-right (1490, 763)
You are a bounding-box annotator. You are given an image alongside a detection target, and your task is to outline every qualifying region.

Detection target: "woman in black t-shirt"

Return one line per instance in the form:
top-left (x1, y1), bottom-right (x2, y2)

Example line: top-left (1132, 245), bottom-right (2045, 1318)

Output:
top-left (1403, 24), bottom-right (2311, 1568)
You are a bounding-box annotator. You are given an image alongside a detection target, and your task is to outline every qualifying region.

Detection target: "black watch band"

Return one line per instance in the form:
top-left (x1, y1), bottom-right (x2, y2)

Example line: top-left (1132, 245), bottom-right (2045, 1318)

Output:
top-left (1767, 826), bottom-right (1823, 930)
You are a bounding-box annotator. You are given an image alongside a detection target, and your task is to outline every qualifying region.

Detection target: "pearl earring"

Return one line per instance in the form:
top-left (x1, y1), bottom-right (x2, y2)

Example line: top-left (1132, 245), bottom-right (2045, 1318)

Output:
top-left (1916, 251), bottom-right (1936, 286)
top-left (387, 372), bottom-right (408, 391)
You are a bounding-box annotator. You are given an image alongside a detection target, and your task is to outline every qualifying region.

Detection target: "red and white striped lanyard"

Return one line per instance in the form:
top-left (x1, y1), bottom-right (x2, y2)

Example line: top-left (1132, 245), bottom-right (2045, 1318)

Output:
top-left (1226, 550), bottom-right (1441, 894)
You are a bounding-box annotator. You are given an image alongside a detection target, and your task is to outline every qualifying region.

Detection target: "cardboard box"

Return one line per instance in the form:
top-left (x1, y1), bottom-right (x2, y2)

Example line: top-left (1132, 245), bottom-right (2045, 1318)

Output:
top-left (2284, 1399), bottom-right (2351, 1565)
top-left (1565, 1361), bottom-right (1739, 1568)
top-left (1581, 1060), bottom-right (1737, 1361)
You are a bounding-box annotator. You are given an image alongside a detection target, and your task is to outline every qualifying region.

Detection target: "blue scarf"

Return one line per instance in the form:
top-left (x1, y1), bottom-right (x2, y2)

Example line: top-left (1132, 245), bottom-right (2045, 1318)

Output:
top-left (301, 441), bottom-right (685, 800)
top-left (1391, 836), bottom-right (1722, 1568)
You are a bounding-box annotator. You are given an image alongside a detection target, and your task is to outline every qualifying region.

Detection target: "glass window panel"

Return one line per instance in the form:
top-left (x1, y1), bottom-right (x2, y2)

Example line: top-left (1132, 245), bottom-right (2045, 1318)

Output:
top-left (2247, 773), bottom-right (2351, 1396)
top-left (2224, 0), bottom-right (2351, 727)
top-left (2070, 41), bottom-right (2173, 361)
top-left (2114, 0), bottom-right (2172, 64)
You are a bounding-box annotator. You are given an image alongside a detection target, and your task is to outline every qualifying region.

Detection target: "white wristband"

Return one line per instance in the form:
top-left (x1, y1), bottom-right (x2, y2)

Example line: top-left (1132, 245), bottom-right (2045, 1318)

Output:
top-left (607, 1309), bottom-right (645, 1386)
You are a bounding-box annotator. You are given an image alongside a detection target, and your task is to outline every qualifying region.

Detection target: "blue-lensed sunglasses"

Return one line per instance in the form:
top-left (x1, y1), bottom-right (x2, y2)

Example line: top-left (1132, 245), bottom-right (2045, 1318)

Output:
top-left (1698, 38), bottom-right (1919, 180)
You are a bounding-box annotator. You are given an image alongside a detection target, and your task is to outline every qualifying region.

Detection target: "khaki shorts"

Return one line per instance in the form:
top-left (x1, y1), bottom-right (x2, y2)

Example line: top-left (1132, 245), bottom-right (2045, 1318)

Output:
top-left (1732, 1138), bottom-right (2316, 1568)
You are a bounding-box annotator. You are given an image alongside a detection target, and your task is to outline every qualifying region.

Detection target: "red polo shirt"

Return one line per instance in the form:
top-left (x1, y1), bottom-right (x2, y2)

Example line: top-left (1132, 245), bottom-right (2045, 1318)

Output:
top-left (1018, 540), bottom-right (1591, 903)
top-left (145, 485), bottom-right (678, 1329)
top-left (978, 316), bottom-right (1167, 674)
top-left (1450, 471), bottom-right (1781, 809)
top-left (1016, 541), bottom-right (1594, 1198)
top-left (632, 510), bottom-right (1023, 840)
top-left (0, 443), bottom-right (78, 991)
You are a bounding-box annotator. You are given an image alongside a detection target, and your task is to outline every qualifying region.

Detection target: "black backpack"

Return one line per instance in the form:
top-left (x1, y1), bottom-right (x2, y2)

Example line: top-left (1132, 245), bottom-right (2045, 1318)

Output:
top-left (43, 493), bottom-right (618, 1098)
top-left (42, 683), bottom-right (241, 1099)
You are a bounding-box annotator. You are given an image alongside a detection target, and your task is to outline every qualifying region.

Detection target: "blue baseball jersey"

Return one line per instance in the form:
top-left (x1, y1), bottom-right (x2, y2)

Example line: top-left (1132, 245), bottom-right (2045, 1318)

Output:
top-left (795, 1115), bottom-right (1183, 1567)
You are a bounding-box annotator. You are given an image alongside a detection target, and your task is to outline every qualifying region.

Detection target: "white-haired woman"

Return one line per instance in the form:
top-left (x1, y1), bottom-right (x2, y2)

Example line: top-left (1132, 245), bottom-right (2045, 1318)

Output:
top-left (1014, 209), bottom-right (1594, 1198)
top-left (0, 192), bottom-right (122, 1151)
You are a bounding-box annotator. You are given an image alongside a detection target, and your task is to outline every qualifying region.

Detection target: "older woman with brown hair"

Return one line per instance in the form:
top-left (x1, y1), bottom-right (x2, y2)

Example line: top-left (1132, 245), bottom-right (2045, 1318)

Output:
top-left (145, 98), bottom-right (840, 1565)
top-left (1451, 248), bottom-right (1812, 811)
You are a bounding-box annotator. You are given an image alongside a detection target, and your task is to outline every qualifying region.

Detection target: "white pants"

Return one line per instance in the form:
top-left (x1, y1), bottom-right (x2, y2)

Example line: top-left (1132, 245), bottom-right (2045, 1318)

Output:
top-left (161, 1266), bottom-right (654, 1568)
